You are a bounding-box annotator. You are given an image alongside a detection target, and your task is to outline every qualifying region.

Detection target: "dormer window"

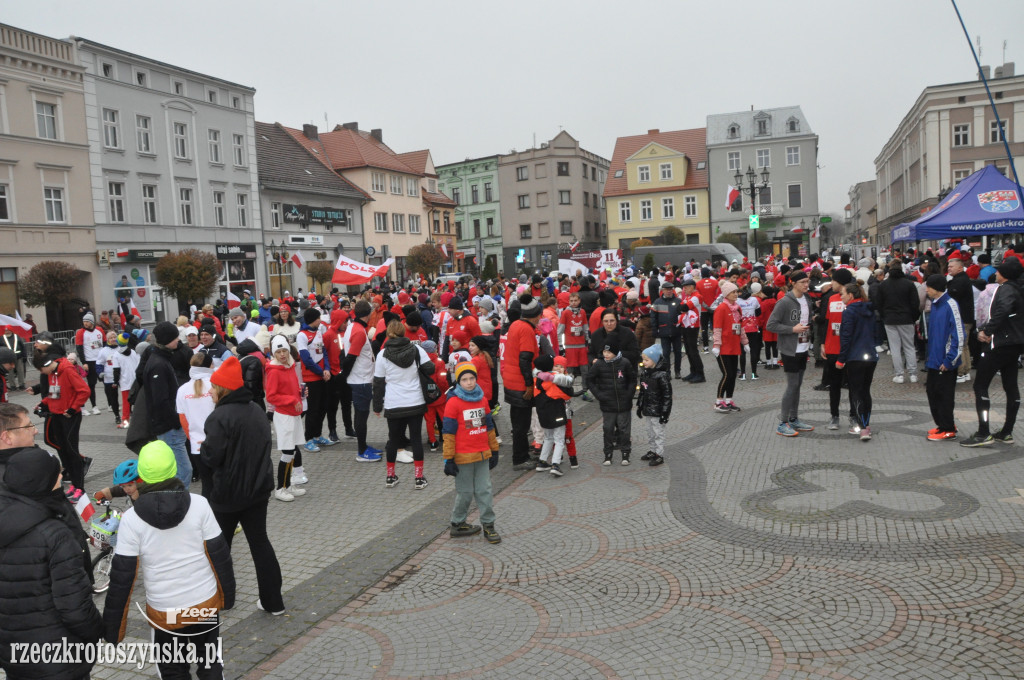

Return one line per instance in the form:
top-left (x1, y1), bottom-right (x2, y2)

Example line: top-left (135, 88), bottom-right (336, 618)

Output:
top-left (727, 124), bottom-right (740, 139)
top-left (757, 119), bottom-right (768, 135)
top-left (754, 112), bottom-right (771, 136)
top-left (786, 117), bottom-right (800, 133)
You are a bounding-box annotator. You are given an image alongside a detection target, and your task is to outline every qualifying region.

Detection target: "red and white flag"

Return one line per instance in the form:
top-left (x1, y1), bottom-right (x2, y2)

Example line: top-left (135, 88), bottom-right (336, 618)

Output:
top-left (291, 251), bottom-right (305, 268)
top-left (791, 224), bottom-right (805, 234)
top-left (811, 224), bottom-right (821, 238)
top-left (0, 313), bottom-right (32, 341)
top-left (75, 494), bottom-right (95, 522)
top-left (725, 185), bottom-right (740, 209)
top-left (332, 254), bottom-right (395, 285)
top-left (440, 243), bottom-right (449, 258)
top-left (116, 249), bottom-right (129, 258)
top-left (226, 291), bottom-right (241, 310)
top-left (569, 240), bottom-right (580, 253)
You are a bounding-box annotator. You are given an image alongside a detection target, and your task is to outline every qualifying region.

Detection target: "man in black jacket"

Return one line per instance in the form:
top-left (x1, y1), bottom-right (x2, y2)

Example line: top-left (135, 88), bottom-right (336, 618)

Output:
top-left (651, 282), bottom-right (684, 379)
top-left (961, 258), bottom-right (1024, 446)
top-left (874, 259), bottom-right (921, 384)
top-left (946, 253), bottom-right (975, 382)
top-left (142, 321), bottom-right (190, 485)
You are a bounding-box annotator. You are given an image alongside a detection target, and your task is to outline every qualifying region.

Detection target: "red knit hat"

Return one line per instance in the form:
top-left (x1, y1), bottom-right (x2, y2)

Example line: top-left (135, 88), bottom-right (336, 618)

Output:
top-left (211, 356), bottom-right (243, 391)
top-left (452, 330), bottom-right (471, 348)
top-left (947, 250), bottom-right (963, 261)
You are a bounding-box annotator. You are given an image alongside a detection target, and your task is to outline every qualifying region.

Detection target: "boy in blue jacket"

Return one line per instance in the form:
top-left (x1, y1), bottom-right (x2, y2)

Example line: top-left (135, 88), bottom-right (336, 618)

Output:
top-left (924, 274), bottom-right (965, 441)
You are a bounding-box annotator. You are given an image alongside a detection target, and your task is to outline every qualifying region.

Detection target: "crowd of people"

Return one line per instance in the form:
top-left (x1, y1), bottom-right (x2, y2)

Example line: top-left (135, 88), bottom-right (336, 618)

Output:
top-left (1, 242), bottom-right (1023, 677)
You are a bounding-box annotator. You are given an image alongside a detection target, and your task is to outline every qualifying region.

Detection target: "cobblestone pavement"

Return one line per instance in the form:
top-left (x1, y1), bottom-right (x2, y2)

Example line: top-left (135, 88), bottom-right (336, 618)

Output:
top-left (8, 354), bottom-right (1024, 679)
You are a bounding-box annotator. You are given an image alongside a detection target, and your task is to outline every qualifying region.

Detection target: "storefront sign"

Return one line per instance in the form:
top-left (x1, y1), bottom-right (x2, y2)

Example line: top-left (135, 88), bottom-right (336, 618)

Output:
top-left (128, 249), bottom-right (170, 263)
top-left (284, 204), bottom-right (348, 226)
top-left (215, 244), bottom-right (258, 260)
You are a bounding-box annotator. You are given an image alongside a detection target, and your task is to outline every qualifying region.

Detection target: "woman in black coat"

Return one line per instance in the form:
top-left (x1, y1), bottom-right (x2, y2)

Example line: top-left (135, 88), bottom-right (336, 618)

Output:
top-left (588, 309), bottom-right (641, 366)
top-left (0, 449), bottom-right (102, 680)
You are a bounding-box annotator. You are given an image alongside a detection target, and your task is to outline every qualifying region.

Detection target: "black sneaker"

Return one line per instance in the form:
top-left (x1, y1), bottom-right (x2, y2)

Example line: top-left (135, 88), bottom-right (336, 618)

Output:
top-left (385, 475), bottom-right (399, 488)
top-left (344, 429), bottom-right (357, 438)
top-left (960, 433), bottom-right (994, 448)
top-left (674, 372), bottom-right (683, 380)
top-left (641, 451), bottom-right (656, 461)
top-left (81, 457), bottom-right (93, 479)
top-left (603, 453), bottom-right (613, 466)
top-left (482, 524), bottom-right (502, 544)
top-left (549, 463), bottom-right (564, 477)
top-left (429, 441), bottom-right (439, 453)
top-left (992, 431), bottom-right (1015, 444)
top-left (649, 454), bottom-right (664, 467)
top-left (414, 476), bottom-right (428, 490)
top-left (535, 460), bottom-right (551, 472)
top-left (450, 522), bottom-right (481, 537)
top-left (728, 403), bottom-right (742, 412)
top-left (569, 456), bottom-right (579, 469)
top-left (688, 375), bottom-right (706, 383)
top-left (328, 431), bottom-right (341, 443)
top-left (512, 459), bottom-right (537, 470)
top-left (620, 455), bottom-right (631, 466)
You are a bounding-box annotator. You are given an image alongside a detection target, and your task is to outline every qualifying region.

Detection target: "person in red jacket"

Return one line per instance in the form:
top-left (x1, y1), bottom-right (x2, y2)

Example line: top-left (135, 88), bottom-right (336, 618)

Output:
top-left (761, 289), bottom-right (779, 369)
top-left (712, 282), bottom-right (749, 414)
top-left (501, 295), bottom-right (542, 469)
top-left (421, 341), bottom-right (448, 453)
top-left (264, 336), bottom-right (307, 501)
top-left (38, 355), bottom-right (92, 494)
top-left (323, 309), bottom-right (355, 442)
top-left (696, 272), bottom-right (719, 351)
top-left (822, 269), bottom-right (854, 429)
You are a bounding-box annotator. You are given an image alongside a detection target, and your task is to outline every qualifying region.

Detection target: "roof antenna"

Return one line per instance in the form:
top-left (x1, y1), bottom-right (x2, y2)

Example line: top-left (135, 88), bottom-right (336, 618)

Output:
top-left (324, 112), bottom-right (328, 130)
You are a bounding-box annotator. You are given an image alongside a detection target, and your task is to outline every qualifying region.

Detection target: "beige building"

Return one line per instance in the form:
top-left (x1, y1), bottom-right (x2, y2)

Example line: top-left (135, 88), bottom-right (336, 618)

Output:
top-left (848, 180), bottom-right (878, 245)
top-left (0, 24), bottom-right (102, 331)
top-left (874, 63), bottom-right (1024, 248)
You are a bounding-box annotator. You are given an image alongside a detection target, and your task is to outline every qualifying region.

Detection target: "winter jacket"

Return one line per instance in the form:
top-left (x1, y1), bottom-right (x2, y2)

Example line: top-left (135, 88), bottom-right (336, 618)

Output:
top-left (142, 344), bottom-right (184, 435)
top-left (636, 358), bottom-right (672, 419)
top-left (237, 339), bottom-right (266, 407)
top-left (978, 278), bottom-right (1024, 349)
top-left (0, 487), bottom-right (102, 680)
top-left (372, 336), bottom-right (431, 418)
top-left (589, 354), bottom-right (637, 413)
top-left (588, 325), bottom-right (641, 366)
top-left (265, 356), bottom-right (302, 416)
top-left (501, 319), bottom-right (539, 407)
top-left (199, 386), bottom-right (275, 513)
top-left (442, 390), bottom-right (498, 465)
top-left (42, 357), bottom-right (91, 415)
top-left (874, 269), bottom-right (921, 326)
top-left (925, 293), bottom-right (964, 371)
top-left (836, 300), bottom-right (879, 365)
top-left (577, 285), bottom-right (599, 316)
top-left (650, 294), bottom-right (683, 338)
top-left (947, 271), bottom-right (975, 324)
top-left (533, 373), bottom-right (573, 429)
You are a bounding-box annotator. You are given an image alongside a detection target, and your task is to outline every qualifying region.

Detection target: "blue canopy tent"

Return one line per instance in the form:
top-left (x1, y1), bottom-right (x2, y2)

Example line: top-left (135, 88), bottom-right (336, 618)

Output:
top-left (890, 165), bottom-right (1024, 244)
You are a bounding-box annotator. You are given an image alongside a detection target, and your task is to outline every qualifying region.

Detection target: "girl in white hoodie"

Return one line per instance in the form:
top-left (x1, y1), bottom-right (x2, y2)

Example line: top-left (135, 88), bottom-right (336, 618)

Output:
top-left (175, 352), bottom-right (216, 486)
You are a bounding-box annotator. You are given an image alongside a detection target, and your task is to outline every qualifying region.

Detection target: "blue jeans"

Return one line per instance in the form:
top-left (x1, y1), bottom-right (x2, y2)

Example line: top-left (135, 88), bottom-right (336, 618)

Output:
top-left (157, 427), bottom-right (192, 485)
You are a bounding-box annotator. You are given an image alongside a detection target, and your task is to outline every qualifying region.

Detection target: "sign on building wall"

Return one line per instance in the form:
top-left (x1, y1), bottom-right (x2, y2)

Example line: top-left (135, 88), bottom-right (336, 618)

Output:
top-left (283, 204), bottom-right (348, 227)
top-left (215, 243), bottom-right (258, 260)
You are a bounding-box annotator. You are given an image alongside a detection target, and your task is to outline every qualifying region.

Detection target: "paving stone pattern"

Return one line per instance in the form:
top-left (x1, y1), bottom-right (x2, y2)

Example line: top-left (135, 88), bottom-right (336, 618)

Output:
top-left (7, 355), bottom-right (1024, 678)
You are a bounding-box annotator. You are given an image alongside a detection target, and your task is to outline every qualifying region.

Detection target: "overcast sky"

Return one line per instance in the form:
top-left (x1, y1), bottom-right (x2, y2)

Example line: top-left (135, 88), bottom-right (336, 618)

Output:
top-left (7, 0), bottom-right (1021, 215)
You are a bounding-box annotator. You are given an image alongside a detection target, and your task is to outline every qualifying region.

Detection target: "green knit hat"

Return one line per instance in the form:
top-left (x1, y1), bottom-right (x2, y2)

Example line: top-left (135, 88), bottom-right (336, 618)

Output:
top-left (137, 440), bottom-right (177, 483)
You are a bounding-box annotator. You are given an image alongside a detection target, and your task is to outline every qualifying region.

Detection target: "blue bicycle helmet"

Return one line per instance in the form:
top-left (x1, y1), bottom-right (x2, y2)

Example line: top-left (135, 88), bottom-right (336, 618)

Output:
top-left (112, 460), bottom-right (139, 485)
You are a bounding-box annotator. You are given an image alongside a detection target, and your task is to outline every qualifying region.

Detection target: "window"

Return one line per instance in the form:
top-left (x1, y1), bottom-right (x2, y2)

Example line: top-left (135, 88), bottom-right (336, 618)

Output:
top-left (101, 62), bottom-right (114, 78)
top-left (173, 122), bottom-right (189, 159)
top-left (660, 163), bottom-right (673, 181)
top-left (591, 167), bottom-right (597, 181)
top-left (582, 162), bottom-right (588, 176)
top-left (392, 213), bottom-right (404, 232)
top-left (107, 181), bottom-right (125, 222)
top-left (756, 148), bottom-right (770, 168)
top-left (518, 194), bottom-right (529, 209)
top-left (535, 163), bottom-right (547, 178)
top-left (728, 124), bottom-right (739, 138)
top-left (486, 217), bottom-right (494, 236)
top-left (560, 220), bottom-right (573, 236)
top-left (684, 196), bottom-right (697, 217)
top-left (371, 172), bottom-right (386, 192)
top-left (35, 102), bottom-right (57, 139)
top-left (407, 178), bottom-right (418, 197)
top-left (207, 90), bottom-right (217, 104)
top-left (536, 192), bottom-right (548, 207)
top-left (557, 162), bottom-right (569, 176)
top-left (173, 80), bottom-right (184, 96)
top-left (142, 184), bottom-right (157, 224)
top-left (638, 165), bottom-right (651, 183)
top-left (409, 214), bottom-right (421, 234)
top-left (232, 96), bottom-right (241, 109)
top-left (433, 216), bottom-right (441, 233)
top-left (102, 109), bottom-right (120, 148)
top-left (0, 184), bottom-right (10, 221)
top-left (178, 186), bottom-right (193, 224)
top-left (585, 221), bottom-right (590, 236)
top-left (559, 190), bottom-right (571, 205)
top-left (428, 178), bottom-right (437, 192)
top-left (451, 187), bottom-right (461, 205)
top-left (136, 115), bottom-right (152, 153)
top-left (727, 151), bottom-right (741, 171)
top-left (208, 130), bottom-right (222, 163)
top-left (516, 166), bottom-right (528, 181)
top-left (212, 191), bottom-right (225, 226)
top-left (788, 184), bottom-right (802, 208)
top-left (484, 182), bottom-right (493, 202)
top-left (454, 221), bottom-right (461, 238)
top-left (614, 169), bottom-right (624, 178)
top-left (471, 185), bottom-right (479, 204)
top-left (953, 124), bottom-right (970, 147)
top-left (270, 202), bottom-right (280, 229)
top-left (236, 193), bottom-right (247, 227)
top-left (520, 224), bottom-right (531, 239)
top-left (390, 175), bottom-right (403, 194)
top-left (990, 119), bottom-right (1007, 144)
top-left (953, 169), bottom-right (971, 185)
top-left (43, 187), bottom-right (65, 223)
top-left (619, 201), bottom-right (631, 223)
top-left (374, 212), bottom-right (388, 232)
top-left (757, 118), bottom-right (769, 135)
top-left (232, 134), bottom-right (245, 166)
top-left (787, 118), bottom-right (800, 133)
top-left (758, 185), bottom-right (772, 208)
top-left (662, 197), bottom-right (674, 219)
top-left (640, 199), bottom-right (652, 221)
top-left (583, 191), bottom-right (589, 206)
top-left (473, 219), bottom-right (481, 238)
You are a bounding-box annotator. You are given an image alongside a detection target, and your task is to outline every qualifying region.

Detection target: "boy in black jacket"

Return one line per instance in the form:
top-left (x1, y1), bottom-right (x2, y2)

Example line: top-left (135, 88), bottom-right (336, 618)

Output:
top-left (637, 344), bottom-right (672, 466)
top-left (589, 335), bottom-right (637, 466)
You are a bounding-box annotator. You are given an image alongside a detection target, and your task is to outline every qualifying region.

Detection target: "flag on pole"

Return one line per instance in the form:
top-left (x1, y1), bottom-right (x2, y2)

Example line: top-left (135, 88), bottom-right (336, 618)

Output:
top-left (569, 240), bottom-right (580, 253)
top-left (791, 224), bottom-right (805, 234)
top-left (116, 249), bottom-right (129, 258)
top-left (0, 313), bottom-right (33, 341)
top-left (811, 224), bottom-right (821, 238)
top-left (279, 253), bottom-right (287, 265)
top-left (76, 494), bottom-right (95, 522)
top-left (15, 310), bottom-right (23, 322)
top-left (725, 185), bottom-right (740, 209)
top-left (226, 291), bottom-right (241, 310)
top-left (290, 252), bottom-right (305, 268)
top-left (331, 254), bottom-right (395, 285)
top-left (440, 243), bottom-right (449, 258)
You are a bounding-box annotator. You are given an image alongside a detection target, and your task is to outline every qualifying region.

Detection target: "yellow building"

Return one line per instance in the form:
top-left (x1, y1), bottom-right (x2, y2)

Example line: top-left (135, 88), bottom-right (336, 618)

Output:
top-left (604, 128), bottom-right (710, 250)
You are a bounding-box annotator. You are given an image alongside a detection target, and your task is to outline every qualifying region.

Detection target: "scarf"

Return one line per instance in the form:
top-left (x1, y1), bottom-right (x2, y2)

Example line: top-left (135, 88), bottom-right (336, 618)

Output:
top-left (452, 384), bottom-right (484, 402)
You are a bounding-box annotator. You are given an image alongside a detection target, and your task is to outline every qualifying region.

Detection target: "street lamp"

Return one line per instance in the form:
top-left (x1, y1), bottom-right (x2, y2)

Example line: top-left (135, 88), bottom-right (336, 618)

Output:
top-left (734, 165), bottom-right (769, 261)
top-left (268, 240), bottom-right (288, 298)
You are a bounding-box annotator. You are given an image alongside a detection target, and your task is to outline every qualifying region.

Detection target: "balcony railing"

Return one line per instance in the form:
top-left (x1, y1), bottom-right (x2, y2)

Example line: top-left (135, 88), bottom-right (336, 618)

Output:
top-left (757, 203), bottom-right (784, 217)
top-left (1, 25), bottom-right (76, 64)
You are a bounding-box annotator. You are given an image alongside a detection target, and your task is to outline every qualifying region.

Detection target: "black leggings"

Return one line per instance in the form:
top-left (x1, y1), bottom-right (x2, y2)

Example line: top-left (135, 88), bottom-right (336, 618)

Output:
top-left (103, 383), bottom-right (121, 419)
top-left (973, 344), bottom-right (1022, 436)
top-left (85, 360), bottom-right (98, 407)
top-left (764, 340), bottom-right (778, 361)
top-left (716, 354), bottom-right (739, 399)
top-left (845, 360), bottom-right (876, 428)
top-left (740, 332), bottom-right (763, 374)
top-left (825, 354), bottom-right (853, 419)
top-left (385, 414), bottom-right (424, 463)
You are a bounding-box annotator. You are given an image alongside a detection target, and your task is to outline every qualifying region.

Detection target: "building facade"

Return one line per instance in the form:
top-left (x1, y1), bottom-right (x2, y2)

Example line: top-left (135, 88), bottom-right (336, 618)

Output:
top-left (73, 38), bottom-right (263, 322)
top-left (0, 24), bottom-right (103, 331)
top-left (848, 180), bottom-right (878, 246)
top-left (436, 155), bottom-right (502, 277)
top-left (874, 64), bottom-right (1023, 248)
top-left (707, 107), bottom-right (820, 258)
top-left (603, 128), bottom-right (709, 251)
top-left (256, 122), bottom-right (367, 298)
top-left (497, 131), bottom-right (609, 276)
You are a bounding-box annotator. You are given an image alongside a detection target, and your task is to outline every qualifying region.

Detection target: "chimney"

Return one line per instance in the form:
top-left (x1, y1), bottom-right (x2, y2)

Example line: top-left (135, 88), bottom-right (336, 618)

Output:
top-left (648, 129), bottom-right (660, 135)
top-left (979, 65), bottom-right (991, 80)
top-left (1001, 61), bottom-right (1015, 77)
top-left (302, 124), bottom-right (318, 140)
top-left (994, 65), bottom-right (1004, 78)
top-left (370, 128), bottom-right (383, 143)
top-left (342, 122), bottom-right (359, 131)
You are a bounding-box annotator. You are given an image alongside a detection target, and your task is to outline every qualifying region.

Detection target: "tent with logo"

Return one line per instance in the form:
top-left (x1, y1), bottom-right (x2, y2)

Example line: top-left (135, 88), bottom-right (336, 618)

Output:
top-left (890, 165), bottom-right (1024, 243)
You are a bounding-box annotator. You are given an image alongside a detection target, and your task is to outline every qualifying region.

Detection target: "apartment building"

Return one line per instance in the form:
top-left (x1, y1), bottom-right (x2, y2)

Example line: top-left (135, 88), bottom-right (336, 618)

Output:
top-left (436, 155), bottom-right (502, 276)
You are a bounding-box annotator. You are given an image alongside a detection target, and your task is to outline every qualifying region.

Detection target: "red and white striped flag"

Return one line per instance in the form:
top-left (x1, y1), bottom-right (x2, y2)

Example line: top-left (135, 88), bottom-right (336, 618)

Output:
top-left (811, 224), bottom-right (821, 238)
top-left (725, 185), bottom-right (740, 209)
top-left (75, 494), bottom-right (95, 522)
top-left (791, 224), bottom-right (805, 234)
top-left (0, 313), bottom-right (32, 341)
top-left (226, 291), bottom-right (241, 310)
top-left (116, 249), bottom-right (129, 258)
top-left (440, 243), bottom-right (449, 258)
top-left (569, 240), bottom-right (580, 253)
top-left (291, 251), bottom-right (305, 268)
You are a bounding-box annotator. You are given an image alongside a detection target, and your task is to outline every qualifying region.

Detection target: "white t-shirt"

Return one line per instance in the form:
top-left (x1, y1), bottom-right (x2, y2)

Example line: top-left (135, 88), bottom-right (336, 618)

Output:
top-left (114, 494), bottom-right (222, 613)
top-left (796, 295), bottom-right (811, 354)
top-left (81, 328), bottom-right (104, 362)
top-left (96, 346), bottom-right (119, 384)
top-left (175, 368), bottom-right (215, 454)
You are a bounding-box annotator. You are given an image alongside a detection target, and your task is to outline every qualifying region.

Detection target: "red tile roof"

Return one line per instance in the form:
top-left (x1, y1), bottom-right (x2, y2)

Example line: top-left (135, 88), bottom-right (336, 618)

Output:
top-left (282, 125), bottom-right (420, 175)
top-left (423, 189), bottom-right (456, 207)
top-left (603, 128), bottom-right (708, 198)
top-left (396, 150), bottom-right (432, 176)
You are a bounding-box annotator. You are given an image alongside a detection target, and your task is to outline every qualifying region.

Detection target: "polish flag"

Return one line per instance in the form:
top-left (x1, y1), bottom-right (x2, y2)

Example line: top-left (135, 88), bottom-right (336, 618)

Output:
top-left (226, 291), bottom-right (241, 310)
top-left (440, 243), bottom-right (449, 258)
top-left (0, 313), bottom-right (33, 341)
top-left (725, 185), bottom-right (740, 209)
top-left (569, 240), bottom-right (580, 253)
top-left (332, 254), bottom-right (395, 285)
top-left (116, 249), bottom-right (129, 258)
top-left (811, 224), bottom-right (821, 238)
top-left (791, 224), bottom-right (805, 234)
top-left (291, 251), bottom-right (305, 268)
top-left (76, 494), bottom-right (95, 522)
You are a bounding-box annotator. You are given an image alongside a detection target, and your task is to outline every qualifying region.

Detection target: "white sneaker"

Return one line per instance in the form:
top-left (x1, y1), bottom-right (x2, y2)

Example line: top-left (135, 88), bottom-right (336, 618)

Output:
top-left (92, 407), bottom-right (102, 415)
top-left (256, 599), bottom-right (285, 616)
top-left (286, 486), bottom-right (306, 497)
top-left (909, 374), bottom-right (918, 383)
top-left (291, 471), bottom-right (308, 485)
top-left (892, 375), bottom-right (904, 384)
top-left (274, 488), bottom-right (295, 502)
top-left (122, 419), bottom-right (130, 428)
top-left (396, 449), bottom-right (414, 464)
top-left (957, 374), bottom-right (970, 383)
